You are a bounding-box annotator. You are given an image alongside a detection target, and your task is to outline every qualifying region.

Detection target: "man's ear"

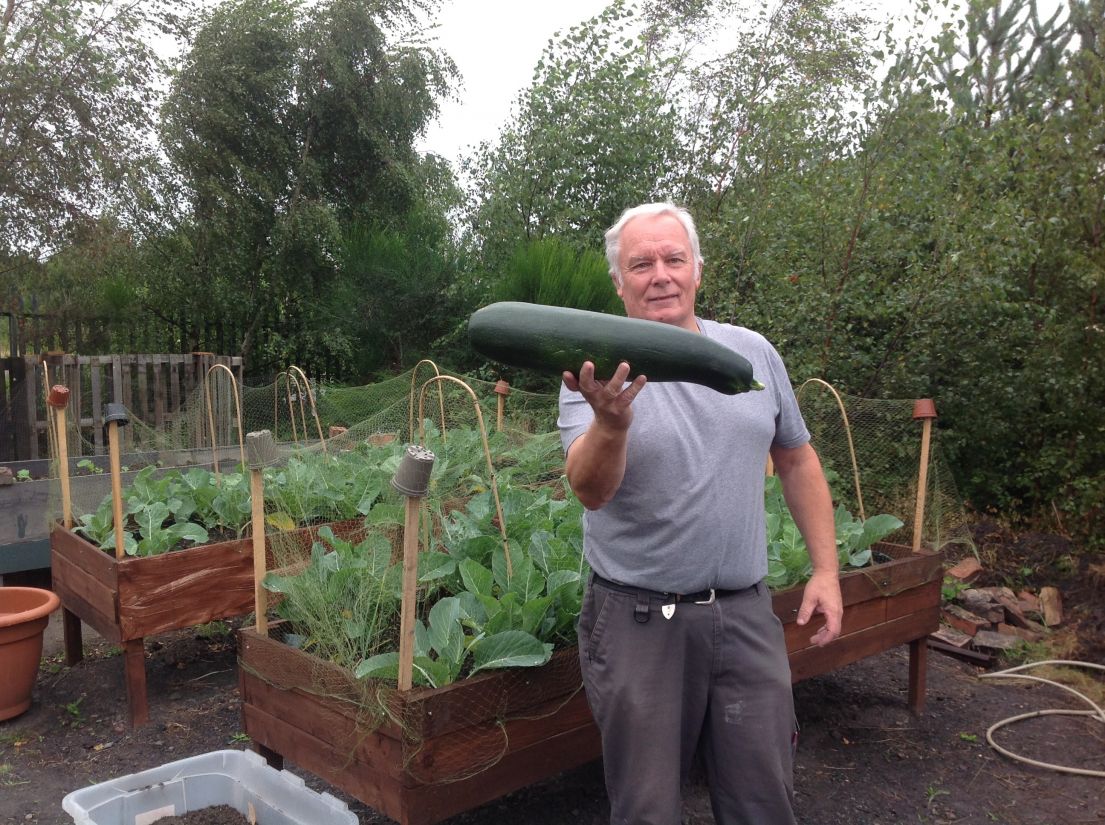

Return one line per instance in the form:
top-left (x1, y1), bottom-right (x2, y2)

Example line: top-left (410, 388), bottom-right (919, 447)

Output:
top-left (695, 262), bottom-right (703, 286)
top-left (611, 271), bottom-right (623, 297)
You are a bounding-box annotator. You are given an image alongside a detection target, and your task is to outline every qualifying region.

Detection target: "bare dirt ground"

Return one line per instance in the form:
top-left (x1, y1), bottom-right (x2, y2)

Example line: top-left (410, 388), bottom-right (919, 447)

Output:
top-left (2, 522), bottom-right (1103, 825)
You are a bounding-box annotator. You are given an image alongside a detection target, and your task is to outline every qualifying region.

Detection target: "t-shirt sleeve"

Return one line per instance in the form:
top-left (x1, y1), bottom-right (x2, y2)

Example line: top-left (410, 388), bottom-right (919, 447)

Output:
top-left (765, 343), bottom-right (810, 449)
top-left (557, 382), bottom-right (594, 456)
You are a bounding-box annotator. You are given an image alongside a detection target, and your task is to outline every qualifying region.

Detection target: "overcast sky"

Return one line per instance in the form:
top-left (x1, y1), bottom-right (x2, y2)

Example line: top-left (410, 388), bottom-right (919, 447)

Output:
top-left (162, 0), bottom-right (1063, 168)
top-left (418, 0), bottom-right (611, 163)
top-left (416, 0), bottom-right (928, 166)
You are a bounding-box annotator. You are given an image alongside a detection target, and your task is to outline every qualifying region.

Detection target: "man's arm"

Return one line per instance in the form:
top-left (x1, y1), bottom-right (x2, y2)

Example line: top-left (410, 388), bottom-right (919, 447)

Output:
top-left (562, 361), bottom-right (646, 510)
top-left (770, 441), bottom-right (842, 646)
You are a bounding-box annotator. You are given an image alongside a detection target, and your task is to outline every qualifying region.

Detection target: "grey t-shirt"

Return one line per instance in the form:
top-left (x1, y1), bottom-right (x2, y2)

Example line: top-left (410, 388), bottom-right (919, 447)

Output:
top-left (557, 318), bottom-right (809, 593)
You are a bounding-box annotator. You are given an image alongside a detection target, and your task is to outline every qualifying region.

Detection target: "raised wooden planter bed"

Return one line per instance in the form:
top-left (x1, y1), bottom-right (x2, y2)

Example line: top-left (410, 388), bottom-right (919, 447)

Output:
top-left (51, 518), bottom-right (362, 727)
top-left (775, 541), bottom-right (943, 712)
top-left (238, 541), bottom-right (941, 825)
top-left (238, 630), bottom-right (601, 825)
top-left (0, 447), bottom-right (243, 577)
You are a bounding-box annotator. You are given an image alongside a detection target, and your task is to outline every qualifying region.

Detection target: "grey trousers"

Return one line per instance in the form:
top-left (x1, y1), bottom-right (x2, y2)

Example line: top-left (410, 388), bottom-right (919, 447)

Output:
top-left (577, 578), bottom-right (798, 825)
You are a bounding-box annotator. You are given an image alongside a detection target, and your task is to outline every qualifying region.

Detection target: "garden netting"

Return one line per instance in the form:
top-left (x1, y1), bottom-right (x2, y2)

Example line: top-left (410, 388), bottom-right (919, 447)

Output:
top-left (42, 361), bottom-right (971, 782)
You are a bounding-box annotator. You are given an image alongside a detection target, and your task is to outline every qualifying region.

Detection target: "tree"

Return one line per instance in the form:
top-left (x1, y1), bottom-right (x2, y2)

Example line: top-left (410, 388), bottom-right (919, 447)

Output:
top-left (0, 0), bottom-right (186, 259)
top-left (465, 1), bottom-right (683, 270)
top-left (154, 0), bottom-right (457, 375)
top-left (704, 0), bottom-right (1104, 540)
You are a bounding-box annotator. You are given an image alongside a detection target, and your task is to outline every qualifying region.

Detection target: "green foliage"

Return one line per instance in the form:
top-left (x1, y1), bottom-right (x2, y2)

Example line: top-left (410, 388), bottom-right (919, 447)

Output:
top-left (14, 0), bottom-right (1105, 547)
top-left (458, 0), bottom-right (1102, 545)
top-left (465, 1), bottom-right (681, 269)
top-left (321, 207), bottom-right (466, 374)
top-left (763, 475), bottom-right (903, 590)
top-left (941, 575), bottom-right (971, 603)
top-left (260, 435), bottom-right (585, 688)
top-left (681, 0), bottom-right (1104, 545)
top-left (0, 0), bottom-right (184, 258)
top-left (145, 0), bottom-right (460, 377)
top-left (270, 427), bottom-right (911, 688)
top-left (76, 465), bottom-right (244, 556)
top-left (494, 238), bottom-right (623, 315)
top-left (265, 526), bottom-right (402, 671)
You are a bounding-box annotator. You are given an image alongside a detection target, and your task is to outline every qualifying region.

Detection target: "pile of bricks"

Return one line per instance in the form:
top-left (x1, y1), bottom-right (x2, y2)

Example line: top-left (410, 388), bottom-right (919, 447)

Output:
top-left (930, 557), bottom-right (1063, 662)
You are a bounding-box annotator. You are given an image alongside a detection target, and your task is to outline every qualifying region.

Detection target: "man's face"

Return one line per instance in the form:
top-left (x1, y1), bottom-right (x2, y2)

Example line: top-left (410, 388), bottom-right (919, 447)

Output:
top-left (614, 213), bottom-right (701, 331)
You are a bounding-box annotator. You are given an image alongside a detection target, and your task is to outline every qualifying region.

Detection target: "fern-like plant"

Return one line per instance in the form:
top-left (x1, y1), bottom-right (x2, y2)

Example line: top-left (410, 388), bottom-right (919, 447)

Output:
top-left (495, 237), bottom-right (624, 315)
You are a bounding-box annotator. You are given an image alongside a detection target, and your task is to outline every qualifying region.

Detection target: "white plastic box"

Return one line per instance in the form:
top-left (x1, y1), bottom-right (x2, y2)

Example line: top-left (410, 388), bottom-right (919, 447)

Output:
top-left (62, 749), bottom-right (358, 825)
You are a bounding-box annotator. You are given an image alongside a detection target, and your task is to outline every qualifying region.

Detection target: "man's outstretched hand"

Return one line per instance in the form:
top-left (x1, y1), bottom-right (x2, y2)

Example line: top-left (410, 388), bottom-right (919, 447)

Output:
top-left (795, 570), bottom-right (843, 647)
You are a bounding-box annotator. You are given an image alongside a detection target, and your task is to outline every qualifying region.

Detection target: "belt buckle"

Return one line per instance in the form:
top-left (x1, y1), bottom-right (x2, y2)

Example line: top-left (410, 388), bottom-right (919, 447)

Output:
top-left (694, 589), bottom-right (716, 605)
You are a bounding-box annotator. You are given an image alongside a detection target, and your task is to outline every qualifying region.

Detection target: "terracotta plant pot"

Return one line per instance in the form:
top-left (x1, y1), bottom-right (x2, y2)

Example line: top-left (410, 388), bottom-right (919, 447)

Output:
top-left (0, 586), bottom-right (60, 721)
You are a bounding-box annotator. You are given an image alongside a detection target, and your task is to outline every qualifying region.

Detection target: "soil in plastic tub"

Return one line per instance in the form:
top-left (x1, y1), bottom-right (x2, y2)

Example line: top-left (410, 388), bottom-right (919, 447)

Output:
top-left (150, 805), bottom-right (250, 824)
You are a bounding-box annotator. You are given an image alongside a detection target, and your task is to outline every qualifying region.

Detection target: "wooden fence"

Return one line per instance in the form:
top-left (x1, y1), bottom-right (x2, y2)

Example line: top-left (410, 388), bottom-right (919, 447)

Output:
top-left (1, 310), bottom-right (241, 362)
top-left (2, 309), bottom-right (353, 385)
top-left (0, 353), bottom-right (243, 462)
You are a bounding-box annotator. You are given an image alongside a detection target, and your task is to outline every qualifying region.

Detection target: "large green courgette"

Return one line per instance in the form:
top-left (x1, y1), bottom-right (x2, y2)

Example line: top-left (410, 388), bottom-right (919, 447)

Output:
top-left (468, 301), bottom-right (764, 395)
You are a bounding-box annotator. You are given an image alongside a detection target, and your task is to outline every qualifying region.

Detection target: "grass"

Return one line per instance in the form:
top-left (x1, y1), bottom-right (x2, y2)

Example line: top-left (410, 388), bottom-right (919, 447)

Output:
top-left (992, 626), bottom-right (1105, 705)
top-left (0, 730), bottom-right (29, 748)
top-left (1010, 661), bottom-right (1105, 707)
top-left (62, 697), bottom-right (86, 727)
top-left (40, 650), bottom-right (68, 674)
top-left (925, 786), bottom-right (950, 807)
top-left (0, 762), bottom-right (27, 787)
top-left (196, 620), bottom-right (232, 639)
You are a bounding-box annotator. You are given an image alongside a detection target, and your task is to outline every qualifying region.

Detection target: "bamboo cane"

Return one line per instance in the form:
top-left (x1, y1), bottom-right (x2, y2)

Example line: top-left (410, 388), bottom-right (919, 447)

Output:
top-left (274, 372), bottom-right (300, 445)
top-left (796, 378), bottom-right (866, 520)
top-left (250, 468), bottom-right (267, 634)
top-left (911, 399), bottom-right (938, 553)
top-left (391, 444), bottom-right (435, 692)
top-left (417, 375), bottom-right (512, 578)
top-left (104, 404), bottom-right (129, 559)
top-left (398, 494), bottom-right (421, 692)
top-left (408, 359), bottom-right (446, 443)
top-left (494, 380), bottom-right (510, 433)
top-left (47, 386), bottom-right (73, 529)
top-left (288, 365), bottom-right (327, 453)
top-left (203, 363), bottom-right (247, 485)
top-left (287, 371), bottom-right (310, 446)
top-left (246, 430), bottom-right (277, 635)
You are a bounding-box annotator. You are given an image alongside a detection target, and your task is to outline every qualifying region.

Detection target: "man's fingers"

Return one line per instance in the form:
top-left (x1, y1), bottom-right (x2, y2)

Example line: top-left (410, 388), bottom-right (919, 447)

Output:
top-left (576, 361), bottom-right (598, 391)
top-left (569, 361), bottom-right (646, 422)
top-left (798, 596), bottom-right (842, 647)
top-left (795, 601), bottom-right (813, 626)
top-left (621, 374), bottom-right (647, 402)
top-left (811, 625), bottom-right (834, 646)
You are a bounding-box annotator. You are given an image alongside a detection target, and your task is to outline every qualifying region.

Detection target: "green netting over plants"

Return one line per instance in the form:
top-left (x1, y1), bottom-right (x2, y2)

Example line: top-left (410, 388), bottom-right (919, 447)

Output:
top-left (43, 362), bottom-right (970, 783)
top-left (795, 379), bottom-right (973, 560)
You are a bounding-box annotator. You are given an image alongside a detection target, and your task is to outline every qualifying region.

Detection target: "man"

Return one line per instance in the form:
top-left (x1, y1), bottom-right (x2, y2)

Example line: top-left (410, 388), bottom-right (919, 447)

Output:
top-left (557, 202), bottom-right (842, 824)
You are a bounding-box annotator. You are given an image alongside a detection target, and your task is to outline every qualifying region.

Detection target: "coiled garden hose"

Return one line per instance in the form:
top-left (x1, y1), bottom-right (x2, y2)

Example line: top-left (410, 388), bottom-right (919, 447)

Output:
top-left (978, 660), bottom-right (1105, 778)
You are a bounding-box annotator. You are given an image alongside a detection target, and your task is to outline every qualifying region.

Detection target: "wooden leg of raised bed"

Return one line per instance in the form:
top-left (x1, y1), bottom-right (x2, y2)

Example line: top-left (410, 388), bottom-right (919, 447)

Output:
top-left (62, 608), bottom-right (83, 666)
top-left (124, 638), bottom-right (149, 727)
top-left (908, 637), bottom-right (928, 714)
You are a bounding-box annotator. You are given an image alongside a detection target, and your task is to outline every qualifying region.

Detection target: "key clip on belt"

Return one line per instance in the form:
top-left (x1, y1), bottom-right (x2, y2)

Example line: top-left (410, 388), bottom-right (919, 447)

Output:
top-left (634, 592), bottom-right (650, 624)
top-left (693, 589), bottom-right (716, 605)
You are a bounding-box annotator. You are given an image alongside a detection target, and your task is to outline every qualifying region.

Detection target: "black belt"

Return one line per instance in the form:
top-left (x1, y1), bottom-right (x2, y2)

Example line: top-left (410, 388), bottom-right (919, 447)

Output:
top-left (590, 572), bottom-right (750, 605)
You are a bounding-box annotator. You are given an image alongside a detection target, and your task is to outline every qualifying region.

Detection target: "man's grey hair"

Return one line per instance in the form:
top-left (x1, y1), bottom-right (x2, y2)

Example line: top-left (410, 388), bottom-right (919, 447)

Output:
top-left (604, 202), bottom-right (703, 286)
